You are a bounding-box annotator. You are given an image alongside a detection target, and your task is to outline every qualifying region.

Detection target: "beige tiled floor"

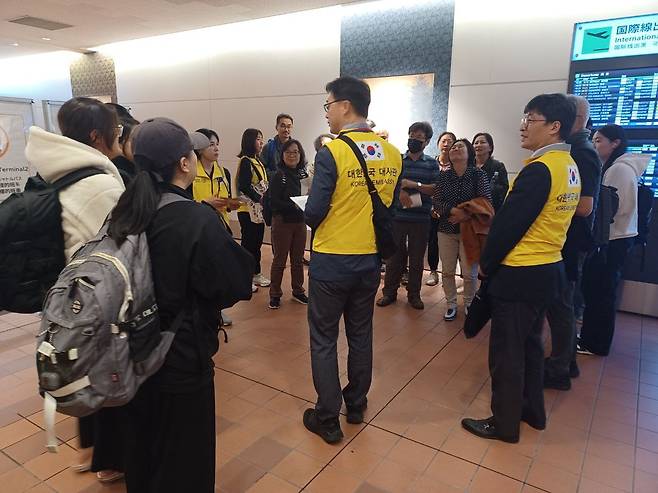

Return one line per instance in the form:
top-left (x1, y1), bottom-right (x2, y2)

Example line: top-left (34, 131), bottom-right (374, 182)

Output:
top-left (1, 254), bottom-right (657, 492)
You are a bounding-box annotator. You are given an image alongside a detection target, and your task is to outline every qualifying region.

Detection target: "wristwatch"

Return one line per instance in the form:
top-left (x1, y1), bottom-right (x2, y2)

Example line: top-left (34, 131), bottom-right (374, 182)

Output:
top-left (417, 182), bottom-right (422, 188)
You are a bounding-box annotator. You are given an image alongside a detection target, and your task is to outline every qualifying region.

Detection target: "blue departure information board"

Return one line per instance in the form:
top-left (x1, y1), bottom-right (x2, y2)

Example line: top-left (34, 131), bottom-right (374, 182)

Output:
top-left (572, 68), bottom-right (658, 128)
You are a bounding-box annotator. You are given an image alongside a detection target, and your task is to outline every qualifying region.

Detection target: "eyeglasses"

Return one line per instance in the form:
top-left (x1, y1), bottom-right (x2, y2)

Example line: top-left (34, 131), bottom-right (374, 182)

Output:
top-left (278, 124), bottom-right (293, 130)
top-left (323, 99), bottom-right (348, 112)
top-left (520, 115), bottom-right (547, 128)
top-left (116, 124), bottom-right (124, 138)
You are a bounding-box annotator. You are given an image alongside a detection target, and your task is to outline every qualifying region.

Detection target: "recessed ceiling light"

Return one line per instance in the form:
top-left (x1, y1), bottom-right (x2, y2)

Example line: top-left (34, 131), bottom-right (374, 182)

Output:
top-left (41, 37), bottom-right (51, 41)
top-left (10, 42), bottom-right (19, 46)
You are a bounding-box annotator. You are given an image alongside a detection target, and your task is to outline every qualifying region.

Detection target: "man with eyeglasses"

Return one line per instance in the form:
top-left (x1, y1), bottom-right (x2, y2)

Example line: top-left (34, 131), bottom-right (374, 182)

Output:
top-left (461, 93), bottom-right (580, 443)
top-left (303, 76), bottom-right (402, 444)
top-left (262, 113), bottom-right (294, 174)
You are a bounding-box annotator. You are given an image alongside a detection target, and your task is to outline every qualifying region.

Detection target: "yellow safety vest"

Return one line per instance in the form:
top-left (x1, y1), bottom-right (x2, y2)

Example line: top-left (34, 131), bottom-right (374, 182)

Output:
top-left (503, 149), bottom-right (581, 267)
top-left (192, 160), bottom-right (231, 225)
top-left (235, 156), bottom-right (268, 214)
top-left (313, 129), bottom-right (402, 255)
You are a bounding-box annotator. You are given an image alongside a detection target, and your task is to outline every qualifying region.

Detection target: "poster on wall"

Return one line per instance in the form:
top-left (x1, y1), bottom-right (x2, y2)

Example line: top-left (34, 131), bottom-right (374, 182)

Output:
top-left (364, 73), bottom-right (434, 153)
top-left (0, 114), bottom-right (31, 203)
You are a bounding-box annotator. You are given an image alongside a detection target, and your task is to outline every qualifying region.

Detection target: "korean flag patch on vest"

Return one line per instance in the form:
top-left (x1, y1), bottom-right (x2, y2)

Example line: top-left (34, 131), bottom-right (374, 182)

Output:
top-left (567, 164), bottom-right (580, 187)
top-left (358, 141), bottom-right (385, 161)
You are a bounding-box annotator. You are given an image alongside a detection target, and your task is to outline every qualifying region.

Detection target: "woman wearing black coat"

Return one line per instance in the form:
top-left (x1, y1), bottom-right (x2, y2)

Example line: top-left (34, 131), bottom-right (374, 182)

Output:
top-left (473, 132), bottom-right (509, 211)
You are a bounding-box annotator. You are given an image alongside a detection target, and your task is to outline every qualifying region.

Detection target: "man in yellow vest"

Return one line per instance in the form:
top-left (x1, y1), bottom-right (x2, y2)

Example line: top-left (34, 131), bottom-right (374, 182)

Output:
top-left (462, 93), bottom-right (580, 443)
top-left (303, 76), bottom-right (402, 443)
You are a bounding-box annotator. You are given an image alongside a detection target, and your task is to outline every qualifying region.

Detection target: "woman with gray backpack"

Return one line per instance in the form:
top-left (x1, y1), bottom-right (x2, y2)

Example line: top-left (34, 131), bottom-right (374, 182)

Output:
top-left (23, 97), bottom-right (126, 482)
top-left (106, 117), bottom-right (254, 492)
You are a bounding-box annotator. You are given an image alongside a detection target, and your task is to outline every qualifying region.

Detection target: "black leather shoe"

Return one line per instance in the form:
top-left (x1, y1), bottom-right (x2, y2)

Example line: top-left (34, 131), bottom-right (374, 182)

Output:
top-left (407, 297), bottom-right (424, 310)
top-left (376, 295), bottom-right (397, 307)
top-left (461, 417), bottom-right (519, 443)
top-left (346, 404), bottom-right (367, 425)
top-left (303, 409), bottom-right (343, 444)
top-left (569, 360), bottom-right (580, 378)
top-left (543, 373), bottom-right (571, 391)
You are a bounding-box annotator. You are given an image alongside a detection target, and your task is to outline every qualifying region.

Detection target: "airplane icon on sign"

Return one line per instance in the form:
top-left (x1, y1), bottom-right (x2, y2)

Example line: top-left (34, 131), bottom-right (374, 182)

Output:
top-left (586, 30), bottom-right (610, 39)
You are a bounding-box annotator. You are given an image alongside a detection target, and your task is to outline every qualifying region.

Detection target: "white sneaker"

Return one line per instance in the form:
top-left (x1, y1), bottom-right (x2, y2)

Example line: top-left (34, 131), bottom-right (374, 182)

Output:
top-left (220, 310), bottom-right (232, 326)
top-left (444, 307), bottom-right (457, 321)
top-left (253, 274), bottom-right (271, 287)
top-left (252, 283), bottom-right (259, 293)
top-left (425, 271), bottom-right (439, 286)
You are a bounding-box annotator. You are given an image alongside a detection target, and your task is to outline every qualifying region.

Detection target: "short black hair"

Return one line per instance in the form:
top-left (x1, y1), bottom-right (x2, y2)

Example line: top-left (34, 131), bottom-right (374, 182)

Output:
top-left (238, 128), bottom-right (262, 158)
top-left (595, 124), bottom-right (628, 168)
top-left (59, 97), bottom-right (118, 149)
top-left (524, 93), bottom-right (576, 141)
top-left (450, 138), bottom-right (476, 167)
top-left (196, 128), bottom-right (219, 142)
top-left (279, 139), bottom-right (307, 170)
top-left (325, 76), bottom-right (371, 118)
top-left (472, 132), bottom-right (494, 157)
top-left (276, 113), bottom-right (293, 125)
top-left (408, 121), bottom-right (433, 141)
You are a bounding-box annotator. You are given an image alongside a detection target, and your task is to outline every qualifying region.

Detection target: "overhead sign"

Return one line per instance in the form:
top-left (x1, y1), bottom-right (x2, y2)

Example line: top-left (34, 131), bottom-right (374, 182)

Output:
top-left (572, 13), bottom-right (658, 61)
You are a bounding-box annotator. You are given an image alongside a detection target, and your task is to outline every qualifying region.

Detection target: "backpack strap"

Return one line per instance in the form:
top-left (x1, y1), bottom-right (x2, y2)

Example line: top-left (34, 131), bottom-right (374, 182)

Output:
top-left (158, 192), bottom-right (190, 210)
top-left (51, 167), bottom-right (105, 191)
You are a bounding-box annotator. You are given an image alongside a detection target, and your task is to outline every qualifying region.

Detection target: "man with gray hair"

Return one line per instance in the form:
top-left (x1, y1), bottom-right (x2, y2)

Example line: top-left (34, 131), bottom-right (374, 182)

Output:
top-left (544, 94), bottom-right (601, 390)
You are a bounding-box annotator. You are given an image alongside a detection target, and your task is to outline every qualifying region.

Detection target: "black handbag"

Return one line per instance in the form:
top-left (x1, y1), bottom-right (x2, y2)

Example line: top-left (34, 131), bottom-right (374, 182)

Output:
top-left (463, 280), bottom-right (491, 338)
top-left (338, 134), bottom-right (397, 260)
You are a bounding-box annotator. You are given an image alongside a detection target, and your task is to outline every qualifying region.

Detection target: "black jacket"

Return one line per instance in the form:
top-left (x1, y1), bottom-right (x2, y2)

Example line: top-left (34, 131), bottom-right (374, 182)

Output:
top-left (147, 184), bottom-right (254, 392)
top-left (562, 129), bottom-right (602, 279)
top-left (270, 166), bottom-right (304, 223)
top-left (111, 155), bottom-right (138, 186)
top-left (481, 162), bottom-right (565, 302)
top-left (479, 157), bottom-right (509, 211)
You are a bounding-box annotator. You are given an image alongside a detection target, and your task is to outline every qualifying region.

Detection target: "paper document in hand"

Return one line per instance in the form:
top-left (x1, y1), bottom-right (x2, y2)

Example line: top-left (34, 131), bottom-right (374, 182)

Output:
top-left (290, 195), bottom-right (309, 211)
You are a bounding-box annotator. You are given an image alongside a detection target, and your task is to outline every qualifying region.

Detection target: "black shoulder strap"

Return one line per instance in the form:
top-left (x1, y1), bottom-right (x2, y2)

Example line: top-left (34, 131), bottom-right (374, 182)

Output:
top-left (337, 134), bottom-right (378, 197)
top-left (51, 167), bottom-right (105, 191)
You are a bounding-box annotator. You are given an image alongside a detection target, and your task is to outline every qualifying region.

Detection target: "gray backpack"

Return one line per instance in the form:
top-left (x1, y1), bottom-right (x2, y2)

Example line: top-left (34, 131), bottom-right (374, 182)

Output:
top-left (36, 193), bottom-right (186, 452)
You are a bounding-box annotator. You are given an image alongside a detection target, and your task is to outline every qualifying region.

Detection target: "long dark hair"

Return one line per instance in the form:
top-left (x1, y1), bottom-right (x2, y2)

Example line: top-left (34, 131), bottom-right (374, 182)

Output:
top-left (238, 128), bottom-right (262, 158)
top-left (449, 138), bottom-right (476, 167)
top-left (472, 132), bottom-right (494, 159)
top-left (58, 97), bottom-right (118, 148)
top-left (108, 160), bottom-right (178, 245)
top-left (279, 139), bottom-right (306, 170)
top-left (595, 124), bottom-right (627, 169)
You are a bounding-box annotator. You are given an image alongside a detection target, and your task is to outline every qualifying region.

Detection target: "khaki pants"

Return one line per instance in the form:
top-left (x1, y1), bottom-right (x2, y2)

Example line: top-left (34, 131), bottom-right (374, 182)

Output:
top-left (438, 231), bottom-right (478, 309)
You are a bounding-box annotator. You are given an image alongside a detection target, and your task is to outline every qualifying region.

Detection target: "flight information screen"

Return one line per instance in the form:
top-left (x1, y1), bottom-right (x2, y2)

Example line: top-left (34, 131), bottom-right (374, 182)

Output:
top-left (572, 67), bottom-right (658, 128)
top-left (627, 140), bottom-right (658, 197)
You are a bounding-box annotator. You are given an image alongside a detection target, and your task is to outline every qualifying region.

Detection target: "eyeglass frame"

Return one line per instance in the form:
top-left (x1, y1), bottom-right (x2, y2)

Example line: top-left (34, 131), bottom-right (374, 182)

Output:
top-left (323, 99), bottom-right (349, 112)
top-left (520, 114), bottom-right (548, 128)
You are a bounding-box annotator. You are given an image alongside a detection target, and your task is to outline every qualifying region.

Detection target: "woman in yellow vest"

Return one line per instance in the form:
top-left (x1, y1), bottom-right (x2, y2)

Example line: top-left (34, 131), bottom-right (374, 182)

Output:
top-left (190, 128), bottom-right (235, 230)
top-left (190, 128), bottom-right (239, 326)
top-left (235, 128), bottom-right (270, 291)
